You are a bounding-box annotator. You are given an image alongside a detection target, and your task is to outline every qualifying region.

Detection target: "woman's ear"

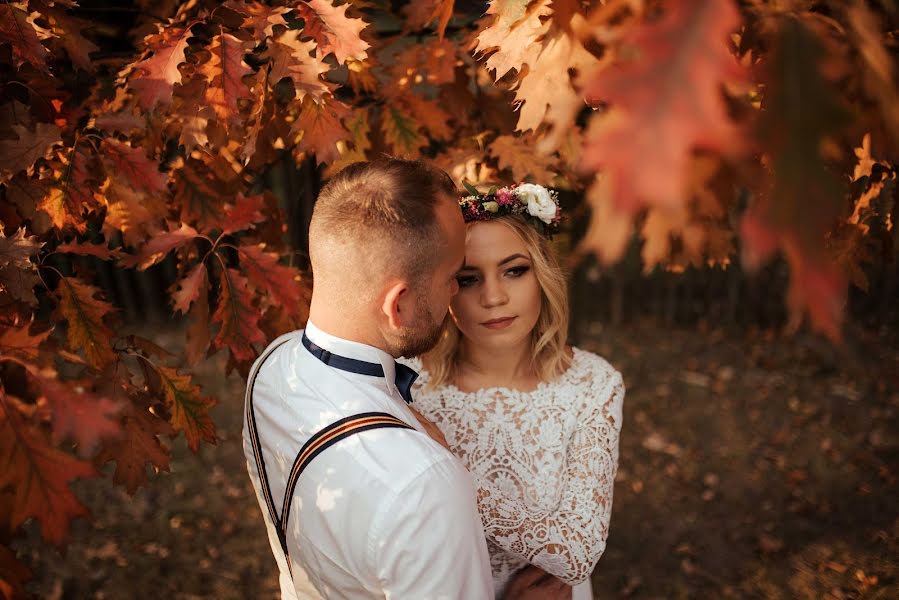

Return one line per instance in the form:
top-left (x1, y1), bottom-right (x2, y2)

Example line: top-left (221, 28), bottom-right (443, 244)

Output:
top-left (381, 281), bottom-right (410, 331)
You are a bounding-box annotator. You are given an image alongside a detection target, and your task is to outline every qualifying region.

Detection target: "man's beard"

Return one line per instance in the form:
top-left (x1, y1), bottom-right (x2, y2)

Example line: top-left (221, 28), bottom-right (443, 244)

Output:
top-left (390, 298), bottom-right (443, 358)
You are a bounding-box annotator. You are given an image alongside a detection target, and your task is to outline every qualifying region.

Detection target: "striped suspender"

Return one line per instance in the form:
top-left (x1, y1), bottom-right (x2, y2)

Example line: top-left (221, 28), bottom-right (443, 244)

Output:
top-left (245, 338), bottom-right (415, 576)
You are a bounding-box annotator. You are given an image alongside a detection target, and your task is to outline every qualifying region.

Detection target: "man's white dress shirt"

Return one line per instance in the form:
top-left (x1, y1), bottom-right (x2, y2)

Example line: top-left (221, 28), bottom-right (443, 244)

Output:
top-left (243, 321), bottom-right (493, 599)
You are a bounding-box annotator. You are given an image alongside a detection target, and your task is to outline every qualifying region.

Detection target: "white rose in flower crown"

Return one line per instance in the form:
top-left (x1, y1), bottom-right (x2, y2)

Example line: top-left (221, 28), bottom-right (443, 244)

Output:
top-left (515, 183), bottom-right (557, 224)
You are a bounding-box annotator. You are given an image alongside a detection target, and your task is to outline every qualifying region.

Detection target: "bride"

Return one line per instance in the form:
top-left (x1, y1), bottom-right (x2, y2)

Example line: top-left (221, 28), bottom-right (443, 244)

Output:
top-left (404, 183), bottom-right (625, 599)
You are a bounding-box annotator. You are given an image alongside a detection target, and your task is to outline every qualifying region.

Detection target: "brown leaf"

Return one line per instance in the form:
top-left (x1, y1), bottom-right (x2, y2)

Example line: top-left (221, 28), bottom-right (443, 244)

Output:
top-left (381, 104), bottom-right (423, 158)
top-left (476, 0), bottom-right (551, 79)
top-left (154, 366), bottom-right (216, 452)
top-left (489, 134), bottom-right (555, 182)
top-left (403, 0), bottom-right (454, 39)
top-left (53, 276), bottom-right (116, 369)
top-left (185, 265), bottom-right (211, 366)
top-left (0, 123), bottom-right (61, 181)
top-left (221, 192), bottom-right (267, 234)
top-left (0, 320), bottom-right (51, 362)
top-left (264, 29), bottom-right (334, 102)
top-left (94, 400), bottom-right (172, 494)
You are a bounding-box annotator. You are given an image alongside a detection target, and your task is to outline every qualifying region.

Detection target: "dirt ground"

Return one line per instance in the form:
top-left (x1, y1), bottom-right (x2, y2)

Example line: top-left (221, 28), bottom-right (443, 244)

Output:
top-left (16, 320), bottom-right (899, 599)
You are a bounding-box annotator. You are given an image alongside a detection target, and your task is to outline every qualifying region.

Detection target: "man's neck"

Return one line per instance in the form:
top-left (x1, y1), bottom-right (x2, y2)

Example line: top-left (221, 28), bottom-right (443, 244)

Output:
top-left (307, 297), bottom-right (385, 353)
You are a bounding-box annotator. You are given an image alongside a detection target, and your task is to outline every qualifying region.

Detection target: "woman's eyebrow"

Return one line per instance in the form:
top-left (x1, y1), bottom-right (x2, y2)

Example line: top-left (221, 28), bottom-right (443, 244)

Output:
top-left (498, 253), bottom-right (530, 266)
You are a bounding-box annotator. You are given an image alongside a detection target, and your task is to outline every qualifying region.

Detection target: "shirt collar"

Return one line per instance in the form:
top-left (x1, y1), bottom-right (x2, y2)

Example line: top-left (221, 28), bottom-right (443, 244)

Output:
top-left (303, 320), bottom-right (400, 401)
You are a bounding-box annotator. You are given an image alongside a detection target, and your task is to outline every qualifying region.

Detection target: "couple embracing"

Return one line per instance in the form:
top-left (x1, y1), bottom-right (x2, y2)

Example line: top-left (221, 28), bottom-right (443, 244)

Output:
top-left (243, 158), bottom-right (625, 599)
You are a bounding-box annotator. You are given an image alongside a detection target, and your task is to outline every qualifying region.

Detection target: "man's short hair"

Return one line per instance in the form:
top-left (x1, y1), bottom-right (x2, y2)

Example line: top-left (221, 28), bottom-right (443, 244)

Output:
top-left (309, 158), bottom-right (458, 280)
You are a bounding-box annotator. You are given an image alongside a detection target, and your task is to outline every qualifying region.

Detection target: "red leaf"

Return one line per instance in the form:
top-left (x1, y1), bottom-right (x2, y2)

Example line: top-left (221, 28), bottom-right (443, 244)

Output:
top-left (55, 241), bottom-right (118, 260)
top-left (170, 262), bottom-right (207, 315)
top-left (94, 401), bottom-right (172, 494)
top-left (100, 139), bottom-right (168, 197)
top-left (43, 4), bottom-right (100, 71)
top-left (154, 366), bottom-right (216, 452)
top-left (212, 267), bottom-right (265, 361)
top-left (171, 158), bottom-right (225, 230)
top-left (237, 243), bottom-right (306, 318)
top-left (201, 30), bottom-right (253, 126)
top-left (0, 402), bottom-right (95, 545)
top-left (579, 0), bottom-right (746, 212)
top-left (35, 376), bottom-right (122, 457)
top-left (130, 25), bottom-right (191, 110)
top-left (221, 192), bottom-right (266, 234)
top-left (403, 0), bottom-right (454, 40)
top-left (0, 543), bottom-right (32, 600)
top-left (54, 277), bottom-right (116, 369)
top-left (228, 0), bottom-right (290, 40)
top-left (121, 222), bottom-right (199, 270)
top-left (0, 4), bottom-right (52, 72)
top-left (294, 0), bottom-right (370, 64)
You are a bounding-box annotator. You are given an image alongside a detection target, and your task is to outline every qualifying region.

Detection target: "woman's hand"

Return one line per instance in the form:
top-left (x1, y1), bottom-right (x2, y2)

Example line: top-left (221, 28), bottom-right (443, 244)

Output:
top-left (407, 406), bottom-right (451, 452)
top-left (502, 565), bottom-right (571, 600)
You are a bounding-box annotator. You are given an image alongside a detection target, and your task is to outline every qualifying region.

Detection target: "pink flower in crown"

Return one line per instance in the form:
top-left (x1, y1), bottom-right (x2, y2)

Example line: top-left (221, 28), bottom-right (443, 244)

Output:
top-left (495, 188), bottom-right (515, 206)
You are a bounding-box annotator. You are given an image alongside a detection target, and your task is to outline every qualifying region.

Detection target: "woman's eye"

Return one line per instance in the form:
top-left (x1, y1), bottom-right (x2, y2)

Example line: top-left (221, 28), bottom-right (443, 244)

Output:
top-left (456, 275), bottom-right (478, 288)
top-left (506, 266), bottom-right (530, 278)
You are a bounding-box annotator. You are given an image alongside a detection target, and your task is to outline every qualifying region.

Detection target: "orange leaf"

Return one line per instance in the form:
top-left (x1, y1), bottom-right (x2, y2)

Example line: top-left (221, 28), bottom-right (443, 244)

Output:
top-left (170, 262), bottom-right (207, 315)
top-left (0, 320), bottom-right (51, 362)
top-left (229, 0), bottom-right (291, 40)
top-left (381, 105), bottom-right (423, 158)
top-left (489, 134), bottom-right (555, 182)
top-left (237, 243), bottom-right (306, 318)
top-left (579, 0), bottom-right (746, 212)
top-left (403, 0), bottom-right (455, 39)
top-left (201, 30), bottom-right (254, 126)
top-left (212, 267), bottom-right (265, 362)
top-left (54, 277), bottom-right (116, 369)
top-left (294, 0), bottom-right (370, 64)
top-left (265, 30), bottom-right (333, 102)
top-left (55, 241), bottom-right (118, 260)
top-left (0, 402), bottom-right (95, 545)
top-left (292, 96), bottom-right (351, 165)
top-left (476, 0), bottom-right (551, 79)
top-left (154, 366), bottom-right (216, 452)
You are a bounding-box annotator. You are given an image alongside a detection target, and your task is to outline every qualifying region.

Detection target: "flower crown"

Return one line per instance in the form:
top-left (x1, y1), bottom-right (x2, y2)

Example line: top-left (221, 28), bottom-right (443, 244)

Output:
top-left (459, 182), bottom-right (562, 236)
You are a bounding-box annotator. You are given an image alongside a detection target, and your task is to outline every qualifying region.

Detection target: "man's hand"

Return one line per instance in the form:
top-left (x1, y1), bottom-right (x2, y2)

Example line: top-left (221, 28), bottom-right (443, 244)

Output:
top-left (407, 406), bottom-right (451, 452)
top-left (502, 565), bottom-right (571, 600)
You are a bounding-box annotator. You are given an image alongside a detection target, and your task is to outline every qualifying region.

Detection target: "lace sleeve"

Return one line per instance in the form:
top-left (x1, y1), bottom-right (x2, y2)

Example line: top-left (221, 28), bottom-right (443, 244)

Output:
top-left (475, 365), bottom-right (625, 585)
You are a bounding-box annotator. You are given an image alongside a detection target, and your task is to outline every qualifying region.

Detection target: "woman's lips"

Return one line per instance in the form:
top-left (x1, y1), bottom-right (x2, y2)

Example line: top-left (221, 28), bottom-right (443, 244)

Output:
top-left (480, 316), bottom-right (517, 330)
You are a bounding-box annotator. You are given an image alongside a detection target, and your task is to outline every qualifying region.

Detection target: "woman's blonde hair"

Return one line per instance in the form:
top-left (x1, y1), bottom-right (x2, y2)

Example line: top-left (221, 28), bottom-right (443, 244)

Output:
top-left (423, 215), bottom-right (572, 387)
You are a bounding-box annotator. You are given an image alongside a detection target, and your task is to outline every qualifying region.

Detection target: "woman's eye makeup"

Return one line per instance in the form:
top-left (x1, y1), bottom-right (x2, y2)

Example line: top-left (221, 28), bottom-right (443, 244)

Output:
top-left (456, 274), bottom-right (478, 288)
top-left (505, 265), bottom-right (530, 278)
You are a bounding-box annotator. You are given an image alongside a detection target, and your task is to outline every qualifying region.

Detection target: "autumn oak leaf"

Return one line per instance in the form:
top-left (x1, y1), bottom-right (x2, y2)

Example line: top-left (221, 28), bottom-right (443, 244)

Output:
top-left (35, 376), bottom-right (122, 457)
top-left (294, 0), bottom-right (370, 64)
top-left (212, 267), bottom-right (265, 362)
top-left (54, 276), bottom-right (117, 369)
top-left (0, 405), bottom-right (95, 545)
top-left (202, 31), bottom-right (254, 127)
top-left (0, 123), bottom-right (62, 181)
top-left (121, 222), bottom-right (199, 270)
top-left (237, 243), bottom-right (305, 318)
top-left (154, 366), bottom-right (216, 452)
top-left (170, 262), bottom-right (207, 315)
top-left (94, 401), bottom-right (173, 494)
top-left (130, 25), bottom-right (191, 110)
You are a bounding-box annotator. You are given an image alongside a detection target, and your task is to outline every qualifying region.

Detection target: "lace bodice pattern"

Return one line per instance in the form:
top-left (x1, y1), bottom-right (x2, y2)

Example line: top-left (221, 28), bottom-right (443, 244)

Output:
top-left (403, 348), bottom-right (624, 596)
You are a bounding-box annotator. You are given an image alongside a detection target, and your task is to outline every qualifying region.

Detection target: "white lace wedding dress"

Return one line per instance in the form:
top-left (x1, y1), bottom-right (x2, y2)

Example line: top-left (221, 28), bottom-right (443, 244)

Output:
top-left (403, 348), bottom-right (624, 599)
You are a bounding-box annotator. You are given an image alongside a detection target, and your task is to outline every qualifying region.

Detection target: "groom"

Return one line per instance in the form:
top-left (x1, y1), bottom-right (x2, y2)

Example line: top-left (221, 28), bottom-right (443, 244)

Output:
top-left (243, 158), bottom-right (493, 598)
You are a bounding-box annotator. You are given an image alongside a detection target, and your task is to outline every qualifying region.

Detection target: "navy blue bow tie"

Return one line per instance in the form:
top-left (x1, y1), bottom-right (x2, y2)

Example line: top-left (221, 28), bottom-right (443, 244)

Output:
top-left (301, 333), bottom-right (419, 404)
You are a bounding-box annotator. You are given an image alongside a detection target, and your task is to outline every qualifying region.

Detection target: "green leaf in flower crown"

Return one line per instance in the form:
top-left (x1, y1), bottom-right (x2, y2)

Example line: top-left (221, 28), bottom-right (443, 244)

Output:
top-left (462, 180), bottom-right (481, 196)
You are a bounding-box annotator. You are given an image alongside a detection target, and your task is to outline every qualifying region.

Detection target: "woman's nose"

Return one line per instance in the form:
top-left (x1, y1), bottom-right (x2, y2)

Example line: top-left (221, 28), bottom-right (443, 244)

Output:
top-left (480, 277), bottom-right (508, 307)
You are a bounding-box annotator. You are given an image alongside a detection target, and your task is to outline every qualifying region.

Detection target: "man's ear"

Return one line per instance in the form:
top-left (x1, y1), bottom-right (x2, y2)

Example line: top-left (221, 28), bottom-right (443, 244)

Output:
top-left (381, 280), bottom-right (411, 330)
